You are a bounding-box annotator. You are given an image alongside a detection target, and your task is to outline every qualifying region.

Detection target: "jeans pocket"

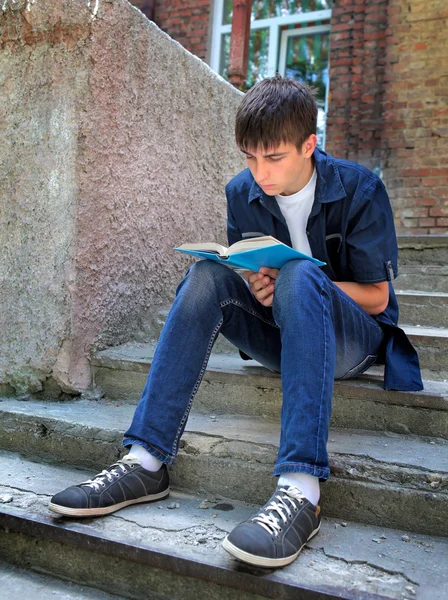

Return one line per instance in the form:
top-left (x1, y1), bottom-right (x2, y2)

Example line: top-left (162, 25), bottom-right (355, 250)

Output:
top-left (338, 354), bottom-right (378, 380)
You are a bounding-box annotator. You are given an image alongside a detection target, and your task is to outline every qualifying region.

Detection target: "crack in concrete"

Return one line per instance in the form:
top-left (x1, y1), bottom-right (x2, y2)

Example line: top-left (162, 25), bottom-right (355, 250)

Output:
top-left (111, 512), bottom-right (227, 536)
top-left (334, 452), bottom-right (446, 473)
top-left (309, 546), bottom-right (419, 587)
top-left (0, 484), bottom-right (51, 498)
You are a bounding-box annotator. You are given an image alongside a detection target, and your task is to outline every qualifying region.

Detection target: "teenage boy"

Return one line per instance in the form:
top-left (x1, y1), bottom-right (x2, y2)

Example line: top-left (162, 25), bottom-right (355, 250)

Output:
top-left (50, 76), bottom-right (422, 569)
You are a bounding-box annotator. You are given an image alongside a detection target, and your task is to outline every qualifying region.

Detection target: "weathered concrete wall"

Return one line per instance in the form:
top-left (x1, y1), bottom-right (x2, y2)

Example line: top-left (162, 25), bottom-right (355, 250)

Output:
top-left (0, 0), bottom-right (244, 394)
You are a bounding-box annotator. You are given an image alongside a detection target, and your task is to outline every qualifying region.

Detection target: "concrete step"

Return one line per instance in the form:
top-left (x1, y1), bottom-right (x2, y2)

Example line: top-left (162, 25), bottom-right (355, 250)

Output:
top-left (397, 235), bottom-right (448, 265)
top-left (396, 291), bottom-right (448, 328)
top-left (1, 451), bottom-right (447, 600)
top-left (0, 400), bottom-right (446, 537)
top-left (396, 265), bottom-right (448, 293)
top-left (401, 325), bottom-right (448, 373)
top-left (0, 561), bottom-right (124, 600)
top-left (91, 345), bottom-right (448, 438)
top-left (92, 323), bottom-right (448, 385)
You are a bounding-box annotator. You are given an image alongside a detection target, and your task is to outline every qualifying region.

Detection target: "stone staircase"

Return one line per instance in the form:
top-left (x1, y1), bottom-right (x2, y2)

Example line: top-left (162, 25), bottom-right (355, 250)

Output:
top-left (1, 235), bottom-right (447, 599)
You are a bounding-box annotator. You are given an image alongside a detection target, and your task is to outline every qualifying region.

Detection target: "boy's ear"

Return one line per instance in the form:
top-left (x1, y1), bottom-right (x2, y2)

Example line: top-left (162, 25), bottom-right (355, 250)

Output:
top-left (302, 134), bottom-right (318, 158)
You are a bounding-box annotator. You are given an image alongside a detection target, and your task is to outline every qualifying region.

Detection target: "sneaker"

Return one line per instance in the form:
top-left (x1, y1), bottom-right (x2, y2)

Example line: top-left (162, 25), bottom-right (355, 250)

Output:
top-left (222, 485), bottom-right (321, 568)
top-left (49, 455), bottom-right (170, 517)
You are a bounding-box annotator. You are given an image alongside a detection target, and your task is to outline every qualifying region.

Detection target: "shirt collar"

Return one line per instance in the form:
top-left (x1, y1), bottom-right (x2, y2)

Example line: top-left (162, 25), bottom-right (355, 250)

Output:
top-left (248, 147), bottom-right (347, 207)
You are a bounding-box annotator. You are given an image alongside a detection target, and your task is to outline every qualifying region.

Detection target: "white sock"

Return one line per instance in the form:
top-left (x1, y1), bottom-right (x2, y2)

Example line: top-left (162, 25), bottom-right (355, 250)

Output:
top-left (278, 472), bottom-right (320, 506)
top-left (128, 444), bottom-right (163, 472)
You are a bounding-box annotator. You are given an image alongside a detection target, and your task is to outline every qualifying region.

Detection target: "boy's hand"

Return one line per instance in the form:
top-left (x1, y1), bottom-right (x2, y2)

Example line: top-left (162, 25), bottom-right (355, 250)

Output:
top-left (244, 267), bottom-right (280, 307)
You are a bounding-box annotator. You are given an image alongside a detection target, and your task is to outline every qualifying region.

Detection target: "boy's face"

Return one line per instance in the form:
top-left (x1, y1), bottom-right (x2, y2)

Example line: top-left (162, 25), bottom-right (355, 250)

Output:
top-left (241, 137), bottom-right (317, 196)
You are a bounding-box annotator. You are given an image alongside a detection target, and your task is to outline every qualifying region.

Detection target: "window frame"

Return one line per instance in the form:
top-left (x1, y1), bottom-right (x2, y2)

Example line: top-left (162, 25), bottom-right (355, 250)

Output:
top-left (210, 1), bottom-right (332, 79)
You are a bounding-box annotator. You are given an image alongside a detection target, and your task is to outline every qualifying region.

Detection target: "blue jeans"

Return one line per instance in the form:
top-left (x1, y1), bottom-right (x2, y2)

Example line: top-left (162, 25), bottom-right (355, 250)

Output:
top-left (123, 260), bottom-right (384, 480)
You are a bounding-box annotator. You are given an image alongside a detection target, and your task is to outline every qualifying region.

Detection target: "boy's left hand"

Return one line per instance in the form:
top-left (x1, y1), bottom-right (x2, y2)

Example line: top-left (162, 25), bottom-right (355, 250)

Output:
top-left (244, 267), bottom-right (280, 307)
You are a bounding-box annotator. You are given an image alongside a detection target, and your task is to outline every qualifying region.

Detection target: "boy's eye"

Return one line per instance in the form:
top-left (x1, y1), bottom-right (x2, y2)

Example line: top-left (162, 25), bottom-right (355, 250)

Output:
top-left (269, 156), bottom-right (283, 162)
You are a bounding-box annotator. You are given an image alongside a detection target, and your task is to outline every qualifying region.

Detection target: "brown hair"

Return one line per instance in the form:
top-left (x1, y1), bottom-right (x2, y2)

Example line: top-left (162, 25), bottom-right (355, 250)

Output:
top-left (235, 74), bottom-right (317, 152)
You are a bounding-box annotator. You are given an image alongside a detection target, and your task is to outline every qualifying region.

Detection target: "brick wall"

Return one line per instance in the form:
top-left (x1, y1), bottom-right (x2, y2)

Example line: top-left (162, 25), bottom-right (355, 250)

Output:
top-left (325, 0), bottom-right (388, 174)
top-left (326, 0), bottom-right (448, 234)
top-left (130, 0), bottom-right (155, 20)
top-left (382, 0), bottom-right (448, 234)
top-left (153, 0), bottom-right (212, 60)
top-left (130, 0), bottom-right (448, 233)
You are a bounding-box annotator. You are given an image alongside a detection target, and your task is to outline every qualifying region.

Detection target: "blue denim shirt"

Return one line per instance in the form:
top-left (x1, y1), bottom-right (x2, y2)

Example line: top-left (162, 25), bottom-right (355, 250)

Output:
top-left (225, 147), bottom-right (423, 391)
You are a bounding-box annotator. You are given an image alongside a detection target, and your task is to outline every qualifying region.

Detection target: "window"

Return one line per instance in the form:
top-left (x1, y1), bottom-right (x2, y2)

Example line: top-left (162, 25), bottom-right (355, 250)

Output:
top-left (210, 0), bottom-right (333, 147)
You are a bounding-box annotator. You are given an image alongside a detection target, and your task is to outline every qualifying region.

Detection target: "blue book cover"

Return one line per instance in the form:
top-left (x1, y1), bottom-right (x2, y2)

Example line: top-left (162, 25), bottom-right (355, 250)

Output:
top-left (174, 238), bottom-right (325, 271)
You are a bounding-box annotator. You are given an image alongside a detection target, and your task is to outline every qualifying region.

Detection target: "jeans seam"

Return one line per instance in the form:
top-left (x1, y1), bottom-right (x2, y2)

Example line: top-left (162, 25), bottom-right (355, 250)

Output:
top-left (275, 461), bottom-right (328, 470)
top-left (274, 461), bottom-right (330, 479)
top-left (170, 317), bottom-right (223, 457)
top-left (339, 353), bottom-right (378, 380)
top-left (219, 298), bottom-right (279, 328)
top-left (315, 276), bottom-right (328, 467)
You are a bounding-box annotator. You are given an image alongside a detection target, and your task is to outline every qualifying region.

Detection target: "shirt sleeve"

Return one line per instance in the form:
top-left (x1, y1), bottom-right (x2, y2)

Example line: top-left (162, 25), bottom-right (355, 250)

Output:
top-left (346, 177), bottom-right (398, 284)
top-left (226, 185), bottom-right (242, 247)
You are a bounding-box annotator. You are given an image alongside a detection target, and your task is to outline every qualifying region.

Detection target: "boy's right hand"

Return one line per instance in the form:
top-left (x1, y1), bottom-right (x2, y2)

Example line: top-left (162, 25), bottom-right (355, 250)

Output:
top-left (244, 268), bottom-right (279, 307)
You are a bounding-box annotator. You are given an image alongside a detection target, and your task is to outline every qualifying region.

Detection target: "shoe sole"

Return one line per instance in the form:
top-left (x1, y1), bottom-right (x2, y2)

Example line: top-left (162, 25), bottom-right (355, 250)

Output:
top-left (221, 522), bottom-right (321, 568)
top-left (48, 487), bottom-right (170, 517)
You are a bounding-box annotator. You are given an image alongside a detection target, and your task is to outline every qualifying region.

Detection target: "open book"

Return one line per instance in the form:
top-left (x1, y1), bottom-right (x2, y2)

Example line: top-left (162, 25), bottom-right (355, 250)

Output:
top-left (174, 236), bottom-right (325, 271)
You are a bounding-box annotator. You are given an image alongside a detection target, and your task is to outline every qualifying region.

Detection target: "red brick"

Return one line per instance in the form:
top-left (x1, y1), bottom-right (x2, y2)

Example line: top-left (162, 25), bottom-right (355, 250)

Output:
top-left (418, 218), bottom-right (436, 227)
top-left (421, 197), bottom-right (438, 206)
top-left (430, 207), bottom-right (448, 217)
top-left (401, 168), bottom-right (431, 177)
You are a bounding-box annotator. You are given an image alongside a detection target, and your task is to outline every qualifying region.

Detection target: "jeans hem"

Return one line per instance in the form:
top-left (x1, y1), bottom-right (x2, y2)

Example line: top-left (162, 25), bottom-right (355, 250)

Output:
top-left (274, 462), bottom-right (330, 481)
top-left (122, 437), bottom-right (175, 466)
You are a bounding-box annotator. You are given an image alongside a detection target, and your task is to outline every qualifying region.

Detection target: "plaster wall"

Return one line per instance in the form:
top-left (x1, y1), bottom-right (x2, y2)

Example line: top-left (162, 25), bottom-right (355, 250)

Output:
top-left (0, 0), bottom-right (244, 394)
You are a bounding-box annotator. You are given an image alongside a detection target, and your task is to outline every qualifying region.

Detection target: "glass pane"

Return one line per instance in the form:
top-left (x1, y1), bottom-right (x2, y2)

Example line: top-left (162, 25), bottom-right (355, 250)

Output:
top-left (284, 31), bottom-right (330, 146)
top-left (219, 33), bottom-right (231, 78)
top-left (246, 28), bottom-right (270, 88)
top-left (219, 29), bottom-right (270, 88)
top-left (222, 0), bottom-right (233, 25)
top-left (252, 1), bottom-right (334, 21)
top-left (223, 1), bottom-right (333, 25)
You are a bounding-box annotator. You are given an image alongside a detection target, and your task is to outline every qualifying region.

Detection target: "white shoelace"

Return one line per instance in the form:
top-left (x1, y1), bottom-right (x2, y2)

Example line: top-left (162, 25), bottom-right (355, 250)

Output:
top-left (252, 486), bottom-right (305, 536)
top-left (80, 455), bottom-right (140, 493)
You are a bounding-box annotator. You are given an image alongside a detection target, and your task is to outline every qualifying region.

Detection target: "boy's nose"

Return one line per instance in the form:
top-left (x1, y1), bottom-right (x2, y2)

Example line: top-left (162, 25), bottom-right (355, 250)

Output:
top-left (255, 163), bottom-right (269, 183)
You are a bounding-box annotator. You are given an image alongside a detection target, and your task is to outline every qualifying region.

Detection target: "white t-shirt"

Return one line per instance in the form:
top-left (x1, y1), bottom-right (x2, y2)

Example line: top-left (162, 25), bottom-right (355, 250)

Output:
top-left (275, 168), bottom-right (317, 257)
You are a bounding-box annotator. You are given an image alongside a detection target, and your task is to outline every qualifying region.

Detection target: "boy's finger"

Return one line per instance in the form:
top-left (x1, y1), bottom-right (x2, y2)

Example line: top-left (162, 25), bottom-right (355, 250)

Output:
top-left (248, 272), bottom-right (263, 285)
top-left (261, 293), bottom-right (274, 306)
top-left (259, 267), bottom-right (279, 279)
top-left (254, 282), bottom-right (274, 300)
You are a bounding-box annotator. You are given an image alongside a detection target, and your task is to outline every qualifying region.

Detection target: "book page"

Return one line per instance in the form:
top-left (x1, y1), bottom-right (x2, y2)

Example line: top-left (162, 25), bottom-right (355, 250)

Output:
top-left (227, 236), bottom-right (281, 255)
top-left (176, 242), bottom-right (228, 255)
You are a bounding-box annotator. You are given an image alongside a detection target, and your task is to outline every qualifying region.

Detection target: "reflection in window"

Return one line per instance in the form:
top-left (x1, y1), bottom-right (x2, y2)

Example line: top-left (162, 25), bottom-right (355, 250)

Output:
top-left (284, 31), bottom-right (329, 146)
top-left (223, 0), bottom-right (333, 24)
top-left (220, 29), bottom-right (270, 87)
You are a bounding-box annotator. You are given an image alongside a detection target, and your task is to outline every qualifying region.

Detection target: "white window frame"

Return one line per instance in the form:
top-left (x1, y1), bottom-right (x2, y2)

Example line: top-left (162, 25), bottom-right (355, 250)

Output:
top-left (210, 1), bottom-right (332, 78)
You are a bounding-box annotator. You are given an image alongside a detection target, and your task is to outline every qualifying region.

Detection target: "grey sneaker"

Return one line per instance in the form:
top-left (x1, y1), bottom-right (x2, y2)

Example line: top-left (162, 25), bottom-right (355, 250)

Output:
top-left (222, 485), bottom-right (321, 568)
top-left (49, 455), bottom-right (169, 517)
